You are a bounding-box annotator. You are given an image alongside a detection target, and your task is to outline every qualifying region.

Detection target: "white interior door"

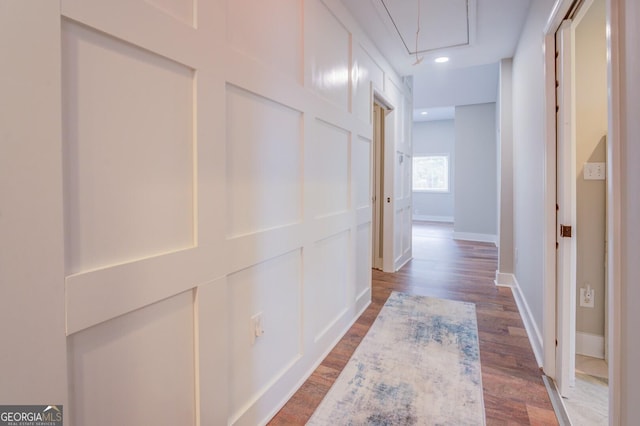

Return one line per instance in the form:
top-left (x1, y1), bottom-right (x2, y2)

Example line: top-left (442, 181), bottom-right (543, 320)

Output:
top-left (555, 19), bottom-right (577, 397)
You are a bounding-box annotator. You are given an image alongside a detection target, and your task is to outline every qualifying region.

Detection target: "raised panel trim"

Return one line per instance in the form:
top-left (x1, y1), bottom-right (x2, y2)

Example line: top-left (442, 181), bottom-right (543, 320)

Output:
top-left (358, 42), bottom-right (385, 92)
top-left (309, 228), bottom-right (351, 343)
top-left (62, 19), bottom-right (197, 274)
top-left (304, 0), bottom-right (352, 110)
top-left (144, 0), bottom-right (196, 28)
top-left (355, 208), bottom-right (372, 226)
top-left (225, 50), bottom-right (308, 116)
top-left (194, 277), bottom-right (229, 425)
top-left (226, 224), bottom-right (305, 276)
top-left (66, 246), bottom-right (219, 334)
top-left (308, 212), bottom-right (352, 243)
top-left (62, 0), bottom-right (211, 69)
top-left (225, 83), bottom-right (304, 238)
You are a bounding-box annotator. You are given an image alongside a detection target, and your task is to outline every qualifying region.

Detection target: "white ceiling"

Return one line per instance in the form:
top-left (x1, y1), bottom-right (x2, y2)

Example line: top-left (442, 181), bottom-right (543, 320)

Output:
top-left (342, 0), bottom-right (531, 118)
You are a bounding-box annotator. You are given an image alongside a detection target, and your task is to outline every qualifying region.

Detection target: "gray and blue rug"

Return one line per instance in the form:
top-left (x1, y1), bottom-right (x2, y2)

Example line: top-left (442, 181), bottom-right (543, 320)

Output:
top-left (307, 292), bottom-right (485, 425)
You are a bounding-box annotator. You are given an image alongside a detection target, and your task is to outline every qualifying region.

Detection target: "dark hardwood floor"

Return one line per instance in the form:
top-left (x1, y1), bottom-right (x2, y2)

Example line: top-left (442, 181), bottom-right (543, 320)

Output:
top-left (269, 221), bottom-right (558, 425)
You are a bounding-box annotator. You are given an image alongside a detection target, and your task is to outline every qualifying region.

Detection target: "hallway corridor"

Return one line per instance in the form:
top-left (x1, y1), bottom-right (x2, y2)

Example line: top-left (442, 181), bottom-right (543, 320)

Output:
top-left (270, 222), bottom-right (558, 424)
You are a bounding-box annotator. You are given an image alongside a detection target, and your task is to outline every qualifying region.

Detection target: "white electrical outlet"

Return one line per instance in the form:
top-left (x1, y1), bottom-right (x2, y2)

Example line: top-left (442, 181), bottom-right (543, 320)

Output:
top-left (580, 287), bottom-right (595, 308)
top-left (584, 162), bottom-right (606, 180)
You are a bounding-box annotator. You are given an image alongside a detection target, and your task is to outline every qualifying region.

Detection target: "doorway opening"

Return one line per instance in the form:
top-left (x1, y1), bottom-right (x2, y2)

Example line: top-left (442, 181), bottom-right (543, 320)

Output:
top-left (550, 0), bottom-right (609, 423)
top-left (372, 102), bottom-right (385, 271)
top-left (371, 94), bottom-right (395, 272)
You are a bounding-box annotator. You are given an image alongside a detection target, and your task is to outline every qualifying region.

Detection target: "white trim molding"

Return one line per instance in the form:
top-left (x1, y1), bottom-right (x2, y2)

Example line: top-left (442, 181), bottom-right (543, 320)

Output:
top-left (494, 271), bottom-right (516, 287)
top-left (453, 232), bottom-right (497, 245)
top-left (511, 275), bottom-right (545, 367)
top-left (412, 215), bottom-right (454, 223)
top-left (576, 332), bottom-right (605, 359)
top-left (606, 0), bottom-right (622, 423)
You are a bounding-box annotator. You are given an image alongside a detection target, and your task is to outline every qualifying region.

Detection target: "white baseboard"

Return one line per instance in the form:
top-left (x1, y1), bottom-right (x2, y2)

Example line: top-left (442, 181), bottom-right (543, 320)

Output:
top-left (394, 253), bottom-right (412, 271)
top-left (576, 332), bottom-right (605, 359)
top-left (412, 215), bottom-right (454, 223)
top-left (495, 271), bottom-right (516, 287)
top-left (510, 275), bottom-right (544, 367)
top-left (452, 231), bottom-right (497, 245)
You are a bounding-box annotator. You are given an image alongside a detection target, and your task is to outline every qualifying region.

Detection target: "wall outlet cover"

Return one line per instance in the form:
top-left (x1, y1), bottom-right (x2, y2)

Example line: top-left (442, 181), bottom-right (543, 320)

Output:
top-left (579, 288), bottom-right (595, 308)
top-left (584, 162), bottom-right (606, 180)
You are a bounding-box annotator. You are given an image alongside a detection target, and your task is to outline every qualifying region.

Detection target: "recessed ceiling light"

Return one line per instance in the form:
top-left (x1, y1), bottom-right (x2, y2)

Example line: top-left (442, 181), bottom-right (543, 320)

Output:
top-left (435, 57), bottom-right (450, 63)
top-left (420, 111), bottom-right (428, 115)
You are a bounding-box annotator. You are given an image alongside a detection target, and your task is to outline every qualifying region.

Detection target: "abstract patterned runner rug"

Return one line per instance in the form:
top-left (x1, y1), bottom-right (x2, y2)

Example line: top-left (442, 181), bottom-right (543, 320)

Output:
top-left (307, 292), bottom-right (485, 425)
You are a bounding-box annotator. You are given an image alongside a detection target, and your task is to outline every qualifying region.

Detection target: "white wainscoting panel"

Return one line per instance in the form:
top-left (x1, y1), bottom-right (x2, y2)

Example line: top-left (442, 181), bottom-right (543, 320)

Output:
top-left (355, 223), bottom-right (372, 298)
top-left (309, 119), bottom-right (350, 218)
top-left (355, 43), bottom-right (384, 94)
top-left (354, 135), bottom-right (372, 209)
top-left (352, 43), bottom-right (382, 123)
top-left (309, 231), bottom-right (350, 344)
top-left (62, 21), bottom-right (195, 275)
top-left (68, 290), bottom-right (196, 425)
top-left (402, 207), bottom-right (412, 254)
top-left (306, 0), bottom-right (350, 110)
top-left (394, 207), bottom-right (403, 263)
top-left (403, 153), bottom-right (412, 199)
top-left (226, 85), bottom-right (303, 237)
top-left (227, 0), bottom-right (302, 83)
top-left (145, 0), bottom-right (194, 27)
top-left (395, 152), bottom-right (404, 197)
top-left (27, 0), bottom-right (415, 423)
top-left (228, 249), bottom-right (303, 423)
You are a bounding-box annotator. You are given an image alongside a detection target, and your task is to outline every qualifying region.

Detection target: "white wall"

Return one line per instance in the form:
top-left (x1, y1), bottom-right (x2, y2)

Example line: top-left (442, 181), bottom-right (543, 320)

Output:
top-left (497, 59), bottom-right (514, 276)
top-left (454, 103), bottom-right (498, 243)
top-left (0, 0), bottom-right (412, 424)
top-left (511, 0), bottom-right (640, 421)
top-left (412, 119), bottom-right (455, 222)
top-left (575, 0), bottom-right (607, 342)
top-left (413, 62), bottom-right (499, 109)
top-left (0, 0), bottom-right (68, 407)
top-left (511, 0), bottom-right (556, 338)
top-left (616, 0), bottom-right (640, 421)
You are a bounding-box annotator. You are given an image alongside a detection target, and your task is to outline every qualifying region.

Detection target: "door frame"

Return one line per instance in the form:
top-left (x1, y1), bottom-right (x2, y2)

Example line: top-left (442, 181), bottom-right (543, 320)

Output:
top-left (542, 0), bottom-right (622, 422)
top-left (372, 90), bottom-right (396, 273)
top-left (554, 19), bottom-right (577, 396)
top-left (372, 102), bottom-right (385, 270)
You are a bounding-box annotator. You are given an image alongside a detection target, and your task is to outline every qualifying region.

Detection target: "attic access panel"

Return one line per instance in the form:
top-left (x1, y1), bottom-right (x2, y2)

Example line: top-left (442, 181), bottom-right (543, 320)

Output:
top-left (381, 0), bottom-right (470, 55)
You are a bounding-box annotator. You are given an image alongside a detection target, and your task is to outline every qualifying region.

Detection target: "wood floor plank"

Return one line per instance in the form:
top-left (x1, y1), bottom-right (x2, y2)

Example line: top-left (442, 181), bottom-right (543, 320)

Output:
top-left (269, 222), bottom-right (558, 425)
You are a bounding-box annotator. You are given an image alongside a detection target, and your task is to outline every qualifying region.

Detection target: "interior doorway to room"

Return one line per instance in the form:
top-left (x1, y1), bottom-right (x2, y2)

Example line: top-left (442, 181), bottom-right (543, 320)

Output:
top-left (372, 102), bottom-right (386, 271)
top-left (554, 0), bottom-right (609, 422)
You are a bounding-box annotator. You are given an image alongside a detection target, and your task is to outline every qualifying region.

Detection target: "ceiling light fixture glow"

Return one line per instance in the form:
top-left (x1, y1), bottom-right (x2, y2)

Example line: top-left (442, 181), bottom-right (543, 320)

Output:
top-left (420, 111), bottom-right (428, 115)
top-left (435, 56), bottom-right (450, 63)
